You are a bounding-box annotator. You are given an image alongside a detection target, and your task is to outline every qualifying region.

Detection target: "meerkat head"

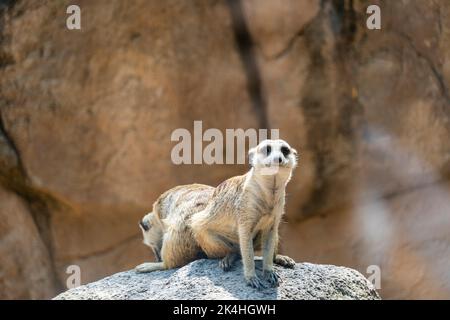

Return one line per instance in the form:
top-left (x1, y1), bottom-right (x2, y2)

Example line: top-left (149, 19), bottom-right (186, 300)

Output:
top-left (139, 212), bottom-right (164, 262)
top-left (248, 139), bottom-right (298, 174)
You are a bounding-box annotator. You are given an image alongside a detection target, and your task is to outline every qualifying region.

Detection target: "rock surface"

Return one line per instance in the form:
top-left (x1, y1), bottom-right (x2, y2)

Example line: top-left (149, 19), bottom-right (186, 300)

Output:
top-left (54, 259), bottom-right (380, 300)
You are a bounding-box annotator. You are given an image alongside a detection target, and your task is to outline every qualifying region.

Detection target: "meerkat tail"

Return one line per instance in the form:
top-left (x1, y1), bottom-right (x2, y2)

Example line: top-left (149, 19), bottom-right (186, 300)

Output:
top-left (135, 262), bottom-right (165, 273)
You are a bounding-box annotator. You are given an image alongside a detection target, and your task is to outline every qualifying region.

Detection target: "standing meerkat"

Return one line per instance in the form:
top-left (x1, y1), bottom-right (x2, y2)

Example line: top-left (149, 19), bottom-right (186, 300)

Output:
top-left (190, 139), bottom-right (297, 289)
top-left (135, 139), bottom-right (297, 290)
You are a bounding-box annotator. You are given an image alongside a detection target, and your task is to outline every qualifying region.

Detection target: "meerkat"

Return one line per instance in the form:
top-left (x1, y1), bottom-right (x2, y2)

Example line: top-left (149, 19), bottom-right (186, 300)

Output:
top-left (190, 139), bottom-right (297, 289)
top-left (135, 139), bottom-right (297, 289)
top-left (135, 185), bottom-right (293, 272)
top-left (135, 184), bottom-right (213, 273)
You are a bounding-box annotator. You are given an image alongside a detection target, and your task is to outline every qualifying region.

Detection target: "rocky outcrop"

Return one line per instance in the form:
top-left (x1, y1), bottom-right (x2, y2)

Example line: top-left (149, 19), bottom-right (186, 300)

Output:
top-left (1, 0), bottom-right (450, 299)
top-left (54, 259), bottom-right (380, 300)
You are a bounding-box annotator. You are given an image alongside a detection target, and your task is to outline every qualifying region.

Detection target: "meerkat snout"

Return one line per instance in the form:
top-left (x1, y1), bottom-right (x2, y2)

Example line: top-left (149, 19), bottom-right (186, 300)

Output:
top-left (249, 139), bottom-right (298, 170)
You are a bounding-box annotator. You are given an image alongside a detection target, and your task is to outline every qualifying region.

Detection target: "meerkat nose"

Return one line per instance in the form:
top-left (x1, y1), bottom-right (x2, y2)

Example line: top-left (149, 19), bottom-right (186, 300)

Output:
top-left (276, 157), bottom-right (283, 164)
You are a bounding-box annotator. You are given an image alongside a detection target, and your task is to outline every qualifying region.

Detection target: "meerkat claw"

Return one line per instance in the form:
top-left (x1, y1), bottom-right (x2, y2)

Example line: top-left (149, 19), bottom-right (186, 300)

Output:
top-left (274, 254), bottom-right (296, 269)
top-left (246, 275), bottom-right (266, 290)
top-left (219, 252), bottom-right (239, 271)
top-left (264, 270), bottom-right (281, 287)
top-left (219, 258), bottom-right (232, 272)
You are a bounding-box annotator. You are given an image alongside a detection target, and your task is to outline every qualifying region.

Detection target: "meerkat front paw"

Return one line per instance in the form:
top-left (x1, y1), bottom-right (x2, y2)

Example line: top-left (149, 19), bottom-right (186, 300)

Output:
top-left (263, 269), bottom-right (281, 287)
top-left (246, 275), bottom-right (266, 290)
top-left (274, 254), bottom-right (296, 269)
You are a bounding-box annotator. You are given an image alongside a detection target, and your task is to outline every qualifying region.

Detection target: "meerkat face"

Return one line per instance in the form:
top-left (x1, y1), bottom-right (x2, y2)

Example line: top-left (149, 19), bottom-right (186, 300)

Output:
top-left (139, 212), bottom-right (163, 262)
top-left (248, 139), bottom-right (298, 171)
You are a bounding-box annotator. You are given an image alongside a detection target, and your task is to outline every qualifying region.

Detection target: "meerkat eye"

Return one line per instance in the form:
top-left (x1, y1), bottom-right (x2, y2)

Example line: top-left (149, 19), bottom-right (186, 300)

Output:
top-left (263, 145), bottom-right (271, 156)
top-left (140, 220), bottom-right (150, 231)
top-left (281, 146), bottom-right (290, 157)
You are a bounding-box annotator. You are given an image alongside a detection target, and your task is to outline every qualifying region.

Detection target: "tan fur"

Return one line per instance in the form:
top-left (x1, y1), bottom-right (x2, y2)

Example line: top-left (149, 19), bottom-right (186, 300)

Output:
top-left (136, 139), bottom-right (298, 289)
top-left (136, 184), bottom-right (213, 272)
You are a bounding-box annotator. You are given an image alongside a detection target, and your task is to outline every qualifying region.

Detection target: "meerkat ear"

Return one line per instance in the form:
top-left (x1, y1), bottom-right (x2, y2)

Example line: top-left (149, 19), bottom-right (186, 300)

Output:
top-left (248, 147), bottom-right (257, 167)
top-left (292, 148), bottom-right (298, 156)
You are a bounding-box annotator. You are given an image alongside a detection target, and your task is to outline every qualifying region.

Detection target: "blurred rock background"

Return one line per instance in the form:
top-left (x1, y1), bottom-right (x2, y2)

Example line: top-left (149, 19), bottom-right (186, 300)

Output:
top-left (0, 0), bottom-right (449, 299)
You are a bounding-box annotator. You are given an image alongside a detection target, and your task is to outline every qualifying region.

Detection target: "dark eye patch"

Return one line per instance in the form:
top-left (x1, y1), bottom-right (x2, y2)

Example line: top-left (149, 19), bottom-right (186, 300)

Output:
top-left (281, 146), bottom-right (290, 156)
top-left (140, 220), bottom-right (150, 231)
top-left (263, 145), bottom-right (271, 156)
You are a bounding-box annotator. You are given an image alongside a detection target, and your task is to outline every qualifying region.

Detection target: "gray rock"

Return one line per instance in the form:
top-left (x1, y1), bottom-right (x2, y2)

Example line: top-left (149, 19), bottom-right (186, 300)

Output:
top-left (54, 259), bottom-right (380, 300)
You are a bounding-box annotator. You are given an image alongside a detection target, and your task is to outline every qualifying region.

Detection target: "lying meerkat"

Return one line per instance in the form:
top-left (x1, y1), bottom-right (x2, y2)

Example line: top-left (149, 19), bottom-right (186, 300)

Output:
top-left (135, 139), bottom-right (297, 289)
top-left (136, 184), bottom-right (213, 272)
